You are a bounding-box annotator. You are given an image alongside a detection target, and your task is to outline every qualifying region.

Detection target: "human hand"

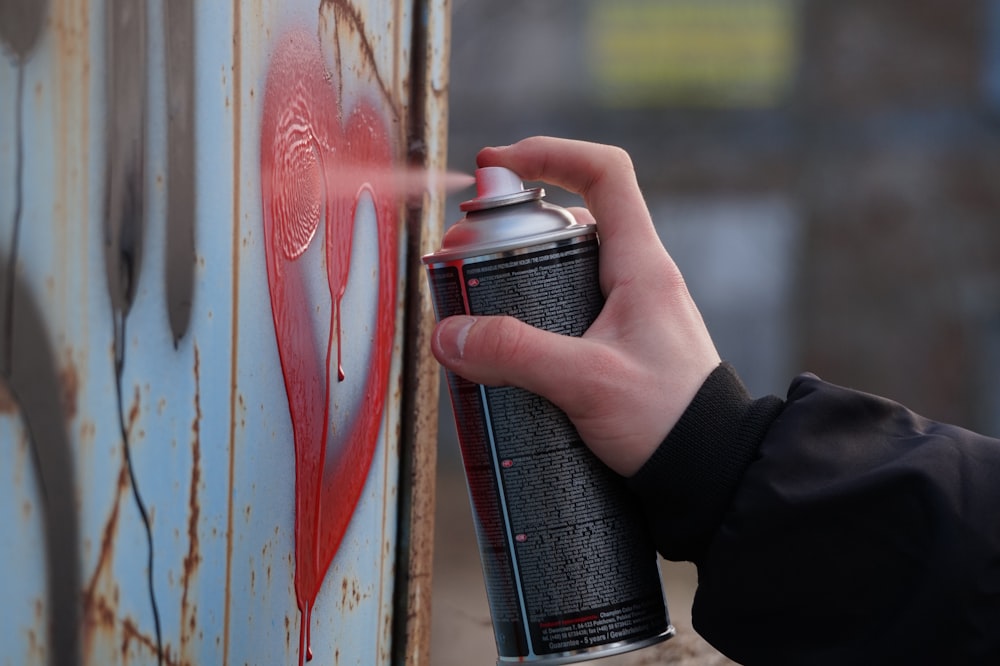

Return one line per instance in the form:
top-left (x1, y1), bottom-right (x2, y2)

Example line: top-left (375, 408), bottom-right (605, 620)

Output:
top-left (431, 137), bottom-right (721, 476)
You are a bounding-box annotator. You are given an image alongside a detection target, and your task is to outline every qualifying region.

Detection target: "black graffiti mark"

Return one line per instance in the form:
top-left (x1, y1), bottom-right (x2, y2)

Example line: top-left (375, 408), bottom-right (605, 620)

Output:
top-left (2, 12), bottom-right (79, 662)
top-left (5, 0), bottom-right (199, 659)
top-left (1, 64), bottom-right (25, 379)
top-left (110, 314), bottom-right (163, 666)
top-left (0, 0), bottom-right (48, 59)
top-left (104, 1), bottom-right (164, 663)
top-left (2, 261), bottom-right (81, 666)
top-left (0, 0), bottom-right (48, 377)
top-left (105, 0), bottom-right (147, 315)
top-left (164, 0), bottom-right (196, 347)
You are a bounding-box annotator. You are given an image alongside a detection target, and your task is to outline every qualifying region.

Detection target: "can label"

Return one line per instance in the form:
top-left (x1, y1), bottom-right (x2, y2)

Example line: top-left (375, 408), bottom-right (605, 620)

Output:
top-left (428, 234), bottom-right (670, 662)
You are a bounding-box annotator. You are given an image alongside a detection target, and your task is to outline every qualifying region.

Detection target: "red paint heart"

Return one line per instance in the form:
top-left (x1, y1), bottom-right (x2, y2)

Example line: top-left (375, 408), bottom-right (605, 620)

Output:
top-left (259, 29), bottom-right (398, 665)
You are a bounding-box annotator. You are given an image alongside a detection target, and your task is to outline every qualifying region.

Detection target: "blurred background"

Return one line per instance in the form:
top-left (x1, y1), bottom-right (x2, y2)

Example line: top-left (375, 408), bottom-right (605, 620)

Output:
top-left (432, 1), bottom-right (1000, 663)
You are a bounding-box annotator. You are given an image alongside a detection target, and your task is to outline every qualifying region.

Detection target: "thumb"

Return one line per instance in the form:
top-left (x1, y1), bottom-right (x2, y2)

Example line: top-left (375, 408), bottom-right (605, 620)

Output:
top-left (432, 315), bottom-right (587, 404)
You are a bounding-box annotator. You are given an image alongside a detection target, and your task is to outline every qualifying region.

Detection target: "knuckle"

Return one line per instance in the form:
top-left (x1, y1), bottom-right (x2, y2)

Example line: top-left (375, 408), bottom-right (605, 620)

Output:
top-left (605, 145), bottom-right (634, 171)
top-left (587, 145), bottom-right (636, 195)
top-left (476, 316), bottom-right (526, 368)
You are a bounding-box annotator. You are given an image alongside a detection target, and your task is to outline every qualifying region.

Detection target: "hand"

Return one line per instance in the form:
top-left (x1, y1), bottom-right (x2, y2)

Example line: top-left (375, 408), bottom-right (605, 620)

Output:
top-left (431, 137), bottom-right (721, 476)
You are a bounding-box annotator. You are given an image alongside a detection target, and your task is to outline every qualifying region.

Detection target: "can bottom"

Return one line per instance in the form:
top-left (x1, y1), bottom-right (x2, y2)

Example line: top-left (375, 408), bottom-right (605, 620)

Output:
top-left (496, 625), bottom-right (676, 665)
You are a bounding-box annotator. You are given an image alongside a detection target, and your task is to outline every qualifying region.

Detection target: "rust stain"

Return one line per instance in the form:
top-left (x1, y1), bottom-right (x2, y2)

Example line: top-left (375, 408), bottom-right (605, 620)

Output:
top-left (339, 576), bottom-right (365, 612)
top-left (394, 0), bottom-right (406, 118)
top-left (0, 378), bottom-right (16, 413)
top-left (377, 361), bottom-right (395, 656)
top-left (27, 598), bottom-right (45, 662)
top-left (122, 616), bottom-right (180, 666)
top-left (26, 627), bottom-right (44, 663)
top-left (60, 348), bottom-right (79, 420)
top-left (223, 2), bottom-right (243, 662)
top-left (318, 0), bottom-right (396, 107)
top-left (397, 0), bottom-right (449, 659)
top-left (82, 412), bottom-right (173, 664)
top-left (81, 456), bottom-right (129, 658)
top-left (128, 384), bottom-right (142, 433)
top-left (180, 345), bottom-right (203, 660)
top-left (381, 610), bottom-right (392, 662)
top-left (50, 0), bottom-right (92, 305)
top-left (80, 418), bottom-right (96, 445)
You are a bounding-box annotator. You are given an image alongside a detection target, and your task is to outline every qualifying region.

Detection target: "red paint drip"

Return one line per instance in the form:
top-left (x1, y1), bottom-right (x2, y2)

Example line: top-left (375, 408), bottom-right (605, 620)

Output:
top-left (261, 30), bottom-right (398, 666)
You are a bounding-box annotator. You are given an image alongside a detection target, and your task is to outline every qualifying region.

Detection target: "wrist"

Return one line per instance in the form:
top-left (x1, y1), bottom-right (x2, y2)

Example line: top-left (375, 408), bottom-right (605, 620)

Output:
top-left (626, 362), bottom-right (785, 562)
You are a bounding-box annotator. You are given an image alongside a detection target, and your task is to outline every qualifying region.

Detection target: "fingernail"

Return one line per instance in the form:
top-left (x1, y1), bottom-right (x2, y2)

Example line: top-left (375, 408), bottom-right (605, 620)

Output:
top-left (436, 316), bottom-right (475, 361)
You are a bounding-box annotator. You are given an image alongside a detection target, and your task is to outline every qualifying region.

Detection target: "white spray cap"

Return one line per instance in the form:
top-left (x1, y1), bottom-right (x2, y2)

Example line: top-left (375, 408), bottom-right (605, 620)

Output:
top-left (475, 166), bottom-right (524, 199)
top-left (460, 166), bottom-right (541, 212)
top-left (426, 165), bottom-right (586, 262)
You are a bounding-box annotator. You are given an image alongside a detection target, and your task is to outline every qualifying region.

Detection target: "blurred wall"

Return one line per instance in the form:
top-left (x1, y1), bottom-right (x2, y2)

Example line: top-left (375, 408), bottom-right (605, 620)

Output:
top-left (444, 0), bottom-right (1000, 436)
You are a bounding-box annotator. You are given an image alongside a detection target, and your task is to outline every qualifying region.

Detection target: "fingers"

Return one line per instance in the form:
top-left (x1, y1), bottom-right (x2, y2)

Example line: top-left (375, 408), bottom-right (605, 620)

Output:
top-left (477, 137), bottom-right (640, 217)
top-left (566, 206), bottom-right (596, 227)
top-left (477, 137), bottom-right (668, 288)
top-left (477, 137), bottom-right (656, 241)
top-left (432, 314), bottom-right (589, 409)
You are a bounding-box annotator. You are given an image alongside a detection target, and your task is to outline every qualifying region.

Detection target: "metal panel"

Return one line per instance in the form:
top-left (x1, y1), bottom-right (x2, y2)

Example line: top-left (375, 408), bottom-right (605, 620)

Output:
top-left (0, 0), bottom-right (448, 663)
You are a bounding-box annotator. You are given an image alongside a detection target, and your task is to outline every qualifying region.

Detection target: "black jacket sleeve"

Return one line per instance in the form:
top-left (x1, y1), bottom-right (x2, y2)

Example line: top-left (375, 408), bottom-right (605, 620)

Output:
top-left (627, 362), bottom-right (1000, 665)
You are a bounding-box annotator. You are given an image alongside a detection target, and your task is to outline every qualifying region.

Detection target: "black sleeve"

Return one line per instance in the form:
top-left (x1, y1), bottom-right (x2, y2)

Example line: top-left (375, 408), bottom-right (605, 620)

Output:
top-left (627, 362), bottom-right (1000, 665)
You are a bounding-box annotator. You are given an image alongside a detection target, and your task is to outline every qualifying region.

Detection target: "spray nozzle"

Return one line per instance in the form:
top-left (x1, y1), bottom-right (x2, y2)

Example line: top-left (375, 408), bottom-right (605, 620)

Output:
top-left (475, 167), bottom-right (524, 199)
top-left (460, 166), bottom-right (543, 212)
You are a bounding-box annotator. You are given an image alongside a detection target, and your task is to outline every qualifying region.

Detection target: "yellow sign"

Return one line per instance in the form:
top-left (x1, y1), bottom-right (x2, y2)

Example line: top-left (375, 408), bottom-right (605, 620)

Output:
top-left (587, 0), bottom-right (798, 108)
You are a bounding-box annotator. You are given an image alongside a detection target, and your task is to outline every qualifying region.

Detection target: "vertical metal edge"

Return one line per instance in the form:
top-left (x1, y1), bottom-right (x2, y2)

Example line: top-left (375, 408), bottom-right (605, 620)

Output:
top-left (392, 0), bottom-right (450, 663)
top-left (222, 1), bottom-right (241, 664)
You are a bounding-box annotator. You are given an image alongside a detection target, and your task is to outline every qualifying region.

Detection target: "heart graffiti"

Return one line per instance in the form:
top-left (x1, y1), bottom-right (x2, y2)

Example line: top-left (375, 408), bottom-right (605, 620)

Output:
top-left (259, 29), bottom-right (398, 665)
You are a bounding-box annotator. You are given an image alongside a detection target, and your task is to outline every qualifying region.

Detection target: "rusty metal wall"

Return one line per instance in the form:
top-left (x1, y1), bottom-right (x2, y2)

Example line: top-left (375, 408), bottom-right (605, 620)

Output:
top-left (0, 0), bottom-right (448, 664)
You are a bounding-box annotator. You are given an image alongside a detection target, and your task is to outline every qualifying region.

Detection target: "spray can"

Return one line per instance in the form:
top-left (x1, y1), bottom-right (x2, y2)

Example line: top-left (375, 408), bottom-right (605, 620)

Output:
top-left (423, 167), bottom-right (674, 664)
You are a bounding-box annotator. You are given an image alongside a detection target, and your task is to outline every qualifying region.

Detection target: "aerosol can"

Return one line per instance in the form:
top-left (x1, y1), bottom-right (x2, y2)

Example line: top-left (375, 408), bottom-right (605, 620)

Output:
top-left (423, 167), bottom-right (674, 664)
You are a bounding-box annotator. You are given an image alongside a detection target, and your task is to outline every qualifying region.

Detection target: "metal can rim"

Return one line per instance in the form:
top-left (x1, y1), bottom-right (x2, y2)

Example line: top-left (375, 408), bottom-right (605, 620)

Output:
top-left (459, 187), bottom-right (544, 212)
top-left (495, 626), bottom-right (676, 665)
top-left (421, 224), bottom-right (596, 264)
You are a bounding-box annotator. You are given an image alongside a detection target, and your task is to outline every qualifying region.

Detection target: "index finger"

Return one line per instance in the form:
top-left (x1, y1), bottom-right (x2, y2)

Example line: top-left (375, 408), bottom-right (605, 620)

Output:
top-left (476, 137), bottom-right (665, 275)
